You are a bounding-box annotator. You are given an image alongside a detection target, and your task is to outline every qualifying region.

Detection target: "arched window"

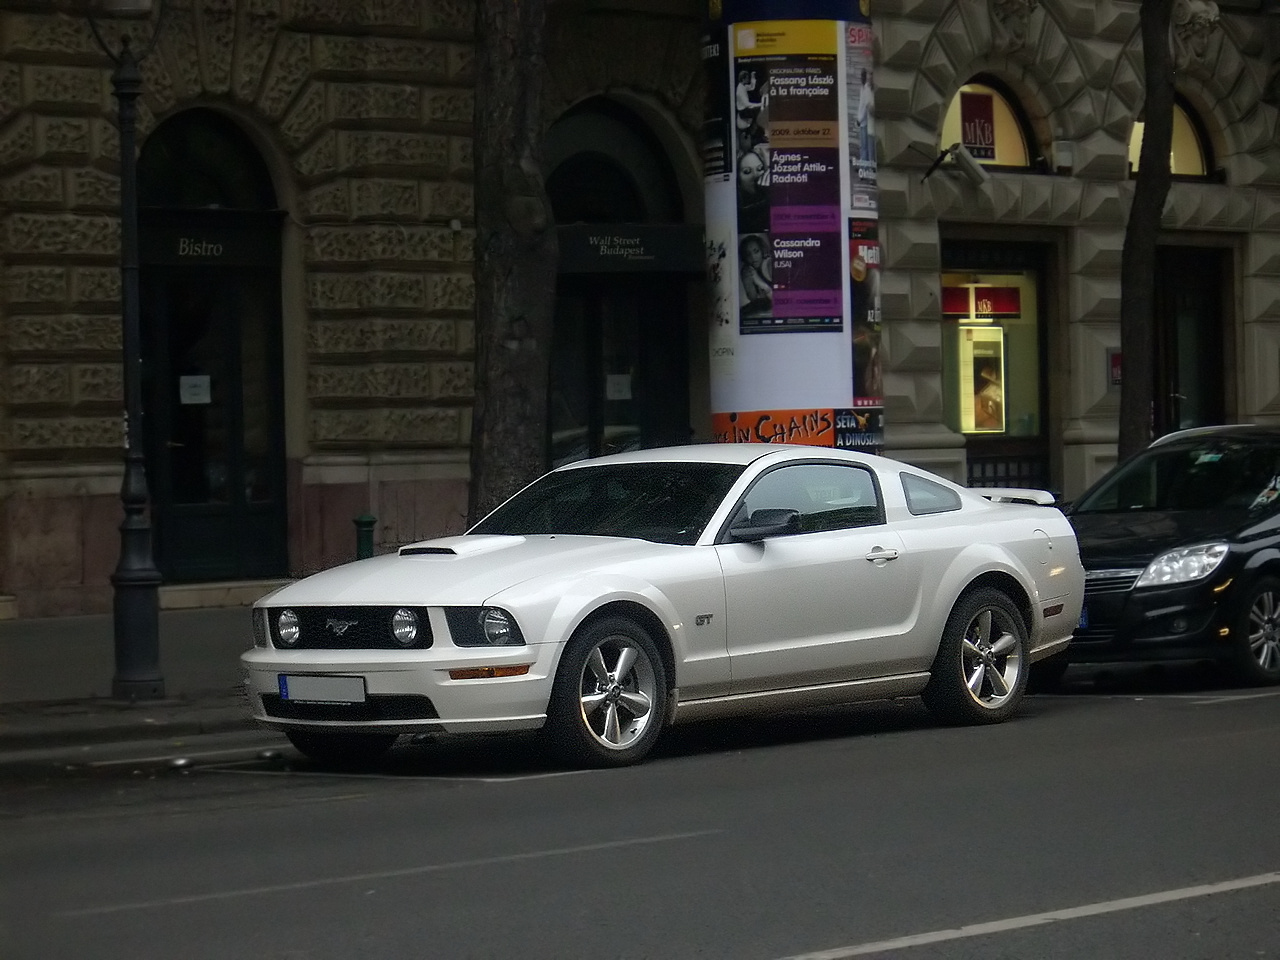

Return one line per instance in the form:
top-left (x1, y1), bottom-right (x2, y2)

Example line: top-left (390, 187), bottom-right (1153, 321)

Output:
top-left (140, 109), bottom-right (276, 210)
top-left (939, 77), bottom-right (1041, 171)
top-left (1128, 96), bottom-right (1215, 179)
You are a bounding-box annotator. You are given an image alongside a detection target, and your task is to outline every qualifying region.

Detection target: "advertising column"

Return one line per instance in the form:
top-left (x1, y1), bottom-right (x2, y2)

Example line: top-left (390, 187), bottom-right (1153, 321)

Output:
top-left (703, 0), bottom-right (881, 450)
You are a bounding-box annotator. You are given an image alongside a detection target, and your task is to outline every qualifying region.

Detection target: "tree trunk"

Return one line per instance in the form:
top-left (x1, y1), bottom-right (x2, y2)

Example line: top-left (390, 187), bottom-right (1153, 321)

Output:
top-left (1118, 0), bottom-right (1176, 460)
top-left (469, 0), bottom-right (559, 523)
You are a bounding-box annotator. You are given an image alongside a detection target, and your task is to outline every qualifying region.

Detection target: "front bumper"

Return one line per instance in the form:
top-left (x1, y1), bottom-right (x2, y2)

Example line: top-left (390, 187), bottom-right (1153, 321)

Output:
top-left (1067, 571), bottom-right (1236, 665)
top-left (241, 643), bottom-right (561, 735)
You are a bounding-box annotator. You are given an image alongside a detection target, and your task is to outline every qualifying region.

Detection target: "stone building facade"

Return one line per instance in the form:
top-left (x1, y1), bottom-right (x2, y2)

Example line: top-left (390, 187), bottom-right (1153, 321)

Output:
top-left (1, 0), bottom-right (1278, 618)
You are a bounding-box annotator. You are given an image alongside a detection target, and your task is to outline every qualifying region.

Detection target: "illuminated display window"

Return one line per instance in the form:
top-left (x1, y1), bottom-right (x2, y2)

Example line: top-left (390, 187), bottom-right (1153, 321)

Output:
top-left (1128, 98), bottom-right (1212, 178)
top-left (939, 78), bottom-right (1036, 169)
top-left (941, 271), bottom-right (1041, 437)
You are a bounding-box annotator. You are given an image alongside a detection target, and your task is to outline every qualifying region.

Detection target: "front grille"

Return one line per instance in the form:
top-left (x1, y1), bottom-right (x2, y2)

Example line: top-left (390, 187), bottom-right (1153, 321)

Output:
top-left (1084, 570), bottom-right (1143, 596)
top-left (1071, 627), bottom-right (1117, 645)
top-left (267, 606), bottom-right (433, 650)
top-left (261, 694), bottom-right (440, 722)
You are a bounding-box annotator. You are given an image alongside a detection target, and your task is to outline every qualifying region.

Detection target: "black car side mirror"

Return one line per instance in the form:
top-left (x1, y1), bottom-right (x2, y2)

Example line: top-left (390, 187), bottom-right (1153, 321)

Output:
top-left (728, 508), bottom-right (800, 542)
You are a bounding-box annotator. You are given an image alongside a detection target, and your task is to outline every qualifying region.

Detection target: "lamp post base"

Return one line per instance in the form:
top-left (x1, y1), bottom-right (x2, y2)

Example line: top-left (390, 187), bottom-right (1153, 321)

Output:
top-left (111, 574), bottom-right (165, 701)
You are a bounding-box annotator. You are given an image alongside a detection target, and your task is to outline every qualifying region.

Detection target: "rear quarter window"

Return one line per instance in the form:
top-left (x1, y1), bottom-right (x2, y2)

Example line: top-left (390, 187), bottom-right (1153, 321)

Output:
top-left (901, 473), bottom-right (963, 516)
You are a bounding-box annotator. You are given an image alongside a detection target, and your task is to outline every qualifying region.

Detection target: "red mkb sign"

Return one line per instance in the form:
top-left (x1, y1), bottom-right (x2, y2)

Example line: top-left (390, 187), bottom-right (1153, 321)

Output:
top-left (960, 92), bottom-right (996, 161)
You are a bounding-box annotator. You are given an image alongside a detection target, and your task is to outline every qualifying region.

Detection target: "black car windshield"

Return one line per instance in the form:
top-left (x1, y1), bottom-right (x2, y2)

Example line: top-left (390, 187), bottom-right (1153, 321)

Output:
top-left (469, 461), bottom-right (746, 545)
top-left (1072, 439), bottom-right (1280, 514)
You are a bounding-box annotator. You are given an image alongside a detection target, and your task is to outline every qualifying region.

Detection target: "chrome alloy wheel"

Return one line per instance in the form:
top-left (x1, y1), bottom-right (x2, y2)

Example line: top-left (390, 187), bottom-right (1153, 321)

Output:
top-left (1246, 588), bottom-right (1280, 672)
top-left (576, 636), bottom-right (658, 751)
top-left (960, 607), bottom-right (1023, 710)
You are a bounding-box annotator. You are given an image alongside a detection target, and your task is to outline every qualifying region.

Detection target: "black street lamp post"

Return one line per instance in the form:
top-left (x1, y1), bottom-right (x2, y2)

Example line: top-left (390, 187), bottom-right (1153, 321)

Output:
top-left (84, 0), bottom-right (168, 700)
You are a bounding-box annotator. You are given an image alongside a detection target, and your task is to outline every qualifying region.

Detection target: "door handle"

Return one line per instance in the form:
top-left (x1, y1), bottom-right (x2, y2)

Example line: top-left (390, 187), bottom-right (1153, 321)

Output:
top-left (865, 547), bottom-right (899, 563)
top-left (166, 441), bottom-right (185, 448)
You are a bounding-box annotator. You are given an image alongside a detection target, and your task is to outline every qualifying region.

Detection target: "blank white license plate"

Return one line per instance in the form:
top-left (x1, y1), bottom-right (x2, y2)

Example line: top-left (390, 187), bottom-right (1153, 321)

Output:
top-left (279, 674), bottom-right (366, 703)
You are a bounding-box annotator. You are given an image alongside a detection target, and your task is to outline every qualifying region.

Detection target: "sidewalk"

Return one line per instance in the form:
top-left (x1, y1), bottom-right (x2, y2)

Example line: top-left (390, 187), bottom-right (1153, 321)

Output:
top-left (0, 606), bottom-right (261, 751)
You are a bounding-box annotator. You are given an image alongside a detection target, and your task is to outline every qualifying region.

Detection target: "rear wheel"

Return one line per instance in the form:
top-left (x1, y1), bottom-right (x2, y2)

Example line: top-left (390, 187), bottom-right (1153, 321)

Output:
top-left (923, 588), bottom-right (1028, 725)
top-left (285, 730), bottom-right (398, 767)
top-left (1230, 576), bottom-right (1280, 685)
top-left (544, 616), bottom-right (667, 768)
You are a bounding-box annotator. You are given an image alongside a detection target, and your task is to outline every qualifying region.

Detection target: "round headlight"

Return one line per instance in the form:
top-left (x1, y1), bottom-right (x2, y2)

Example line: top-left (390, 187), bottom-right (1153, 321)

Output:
top-left (275, 609), bottom-right (300, 647)
top-left (391, 608), bottom-right (419, 646)
top-left (480, 607), bottom-right (517, 645)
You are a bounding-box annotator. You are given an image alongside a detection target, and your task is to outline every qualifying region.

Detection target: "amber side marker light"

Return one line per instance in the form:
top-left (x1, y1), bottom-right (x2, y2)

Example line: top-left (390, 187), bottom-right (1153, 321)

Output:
top-left (449, 665), bottom-right (531, 680)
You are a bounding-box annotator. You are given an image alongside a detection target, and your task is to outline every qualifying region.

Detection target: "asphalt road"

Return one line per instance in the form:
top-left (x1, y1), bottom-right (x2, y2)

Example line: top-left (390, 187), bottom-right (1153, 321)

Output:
top-left (2, 666), bottom-right (1278, 960)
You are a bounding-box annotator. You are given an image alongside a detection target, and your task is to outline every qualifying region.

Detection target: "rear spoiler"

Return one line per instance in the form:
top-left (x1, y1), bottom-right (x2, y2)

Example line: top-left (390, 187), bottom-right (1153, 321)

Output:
top-left (975, 487), bottom-right (1058, 506)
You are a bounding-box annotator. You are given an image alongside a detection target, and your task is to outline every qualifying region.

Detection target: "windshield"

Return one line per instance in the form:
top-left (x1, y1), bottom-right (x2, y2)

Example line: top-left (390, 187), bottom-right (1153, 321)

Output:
top-left (469, 461), bottom-right (746, 545)
top-left (1073, 439), bottom-right (1280, 514)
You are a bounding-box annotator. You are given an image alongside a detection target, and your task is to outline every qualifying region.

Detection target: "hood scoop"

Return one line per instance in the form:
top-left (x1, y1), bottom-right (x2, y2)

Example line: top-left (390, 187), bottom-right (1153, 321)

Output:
top-left (397, 535), bottom-right (526, 559)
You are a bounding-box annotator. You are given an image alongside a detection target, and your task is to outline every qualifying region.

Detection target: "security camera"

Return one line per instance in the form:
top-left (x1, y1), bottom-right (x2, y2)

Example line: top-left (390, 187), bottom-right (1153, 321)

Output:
top-left (949, 143), bottom-right (991, 187)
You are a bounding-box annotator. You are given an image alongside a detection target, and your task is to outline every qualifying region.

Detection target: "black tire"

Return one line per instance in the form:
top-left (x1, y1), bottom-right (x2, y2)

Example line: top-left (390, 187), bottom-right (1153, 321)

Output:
top-left (544, 616), bottom-right (668, 768)
top-left (285, 730), bottom-right (398, 767)
top-left (922, 587), bottom-right (1029, 725)
top-left (1027, 652), bottom-right (1070, 693)
top-left (1229, 576), bottom-right (1280, 686)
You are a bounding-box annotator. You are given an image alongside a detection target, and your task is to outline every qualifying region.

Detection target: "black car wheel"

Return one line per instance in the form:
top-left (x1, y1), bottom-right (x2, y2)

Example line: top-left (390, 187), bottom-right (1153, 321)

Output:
top-left (923, 588), bottom-right (1029, 725)
top-left (1231, 576), bottom-right (1280, 685)
top-left (285, 730), bottom-right (398, 767)
top-left (544, 616), bottom-right (668, 768)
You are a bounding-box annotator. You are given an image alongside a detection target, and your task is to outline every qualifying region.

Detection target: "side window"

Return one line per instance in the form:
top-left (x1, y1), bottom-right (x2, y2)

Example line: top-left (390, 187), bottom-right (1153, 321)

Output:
top-left (901, 472), bottom-right (963, 516)
top-left (738, 463), bottom-right (883, 534)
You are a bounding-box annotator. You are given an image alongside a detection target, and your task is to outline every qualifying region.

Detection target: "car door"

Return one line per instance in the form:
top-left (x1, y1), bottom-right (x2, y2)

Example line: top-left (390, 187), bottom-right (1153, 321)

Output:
top-left (714, 461), bottom-right (923, 694)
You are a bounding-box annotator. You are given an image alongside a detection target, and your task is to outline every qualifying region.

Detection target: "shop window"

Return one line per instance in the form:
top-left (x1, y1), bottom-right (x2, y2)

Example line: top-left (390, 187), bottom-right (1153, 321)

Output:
top-left (1128, 97), bottom-right (1213, 179)
top-left (940, 271), bottom-right (1041, 438)
top-left (939, 78), bottom-right (1039, 170)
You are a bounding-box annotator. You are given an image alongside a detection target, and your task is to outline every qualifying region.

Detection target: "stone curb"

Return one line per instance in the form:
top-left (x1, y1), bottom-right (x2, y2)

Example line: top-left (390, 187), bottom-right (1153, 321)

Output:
top-left (0, 698), bottom-right (259, 752)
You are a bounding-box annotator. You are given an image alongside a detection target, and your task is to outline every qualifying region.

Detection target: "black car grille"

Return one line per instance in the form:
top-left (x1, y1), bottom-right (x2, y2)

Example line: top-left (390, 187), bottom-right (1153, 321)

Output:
top-left (261, 694), bottom-right (440, 722)
top-left (1083, 570), bottom-right (1142, 595)
top-left (267, 606), bottom-right (433, 650)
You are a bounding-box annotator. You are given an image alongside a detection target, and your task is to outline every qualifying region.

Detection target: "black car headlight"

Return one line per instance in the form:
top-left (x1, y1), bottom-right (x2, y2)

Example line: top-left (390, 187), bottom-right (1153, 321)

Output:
top-left (445, 606), bottom-right (526, 646)
top-left (1135, 542), bottom-right (1229, 588)
top-left (274, 608), bottom-right (301, 648)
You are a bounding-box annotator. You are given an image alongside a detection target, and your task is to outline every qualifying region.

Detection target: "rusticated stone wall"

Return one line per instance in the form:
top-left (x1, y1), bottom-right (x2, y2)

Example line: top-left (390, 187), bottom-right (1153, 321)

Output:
top-left (873, 0), bottom-right (1280, 494)
top-left (0, 0), bottom-right (479, 613)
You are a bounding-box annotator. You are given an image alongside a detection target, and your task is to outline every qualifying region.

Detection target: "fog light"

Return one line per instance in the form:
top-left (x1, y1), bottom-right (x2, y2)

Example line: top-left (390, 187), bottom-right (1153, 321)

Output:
top-left (391, 608), bottom-right (418, 646)
top-left (1171, 617), bottom-right (1189, 634)
top-left (275, 609), bottom-right (300, 647)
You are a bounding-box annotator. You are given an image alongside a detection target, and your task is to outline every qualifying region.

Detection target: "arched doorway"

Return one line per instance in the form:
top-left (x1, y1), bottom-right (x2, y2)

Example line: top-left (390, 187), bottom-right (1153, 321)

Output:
top-left (545, 102), bottom-right (703, 466)
top-left (138, 109), bottom-right (288, 582)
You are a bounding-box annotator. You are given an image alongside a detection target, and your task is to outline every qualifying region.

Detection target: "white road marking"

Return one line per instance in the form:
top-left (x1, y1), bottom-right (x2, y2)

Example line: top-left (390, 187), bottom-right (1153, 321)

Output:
top-left (57, 829), bottom-right (721, 917)
top-left (86, 746), bottom-right (278, 768)
top-left (777, 871), bottom-right (1280, 959)
top-left (202, 761), bottom-right (594, 783)
top-left (1191, 689), bottom-right (1280, 706)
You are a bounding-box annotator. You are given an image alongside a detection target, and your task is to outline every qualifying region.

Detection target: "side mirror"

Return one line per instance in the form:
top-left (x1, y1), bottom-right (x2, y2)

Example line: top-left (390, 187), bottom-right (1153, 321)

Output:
top-left (728, 508), bottom-right (800, 542)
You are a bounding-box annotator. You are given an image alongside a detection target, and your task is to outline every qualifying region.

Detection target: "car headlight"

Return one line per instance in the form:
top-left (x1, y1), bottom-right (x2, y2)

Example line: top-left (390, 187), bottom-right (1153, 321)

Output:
top-left (275, 608), bottom-right (301, 647)
top-left (1135, 543), bottom-right (1229, 588)
top-left (445, 606), bottom-right (526, 646)
top-left (390, 608), bottom-right (419, 646)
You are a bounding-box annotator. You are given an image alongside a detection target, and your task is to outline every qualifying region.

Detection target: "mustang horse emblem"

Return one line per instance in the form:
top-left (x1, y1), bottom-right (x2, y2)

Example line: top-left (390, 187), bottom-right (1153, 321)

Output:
top-left (326, 618), bottom-right (358, 636)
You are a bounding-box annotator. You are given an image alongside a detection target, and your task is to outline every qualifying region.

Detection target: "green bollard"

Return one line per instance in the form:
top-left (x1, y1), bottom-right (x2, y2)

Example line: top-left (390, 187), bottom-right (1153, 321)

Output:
top-left (354, 513), bottom-right (376, 560)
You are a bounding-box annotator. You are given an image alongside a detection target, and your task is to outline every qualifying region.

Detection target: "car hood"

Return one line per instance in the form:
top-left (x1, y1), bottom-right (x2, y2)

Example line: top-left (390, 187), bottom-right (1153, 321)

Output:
top-left (259, 534), bottom-right (677, 607)
top-left (1068, 509), bottom-right (1249, 567)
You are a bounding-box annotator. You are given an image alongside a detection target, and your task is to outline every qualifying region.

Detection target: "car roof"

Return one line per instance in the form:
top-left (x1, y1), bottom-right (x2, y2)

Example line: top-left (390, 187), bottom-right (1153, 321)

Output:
top-left (1149, 424), bottom-right (1280, 448)
top-left (554, 442), bottom-right (896, 470)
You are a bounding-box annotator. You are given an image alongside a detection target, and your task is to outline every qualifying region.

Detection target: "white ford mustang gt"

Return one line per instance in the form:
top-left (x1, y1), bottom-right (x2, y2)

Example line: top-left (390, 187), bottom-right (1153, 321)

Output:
top-left (242, 444), bottom-right (1083, 767)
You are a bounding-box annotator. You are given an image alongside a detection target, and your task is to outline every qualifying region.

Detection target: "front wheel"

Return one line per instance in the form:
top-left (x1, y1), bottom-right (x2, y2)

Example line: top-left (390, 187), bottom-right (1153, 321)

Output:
top-left (1230, 576), bottom-right (1280, 685)
top-left (544, 616), bottom-right (668, 768)
top-left (285, 730), bottom-right (398, 767)
top-left (922, 588), bottom-right (1029, 725)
